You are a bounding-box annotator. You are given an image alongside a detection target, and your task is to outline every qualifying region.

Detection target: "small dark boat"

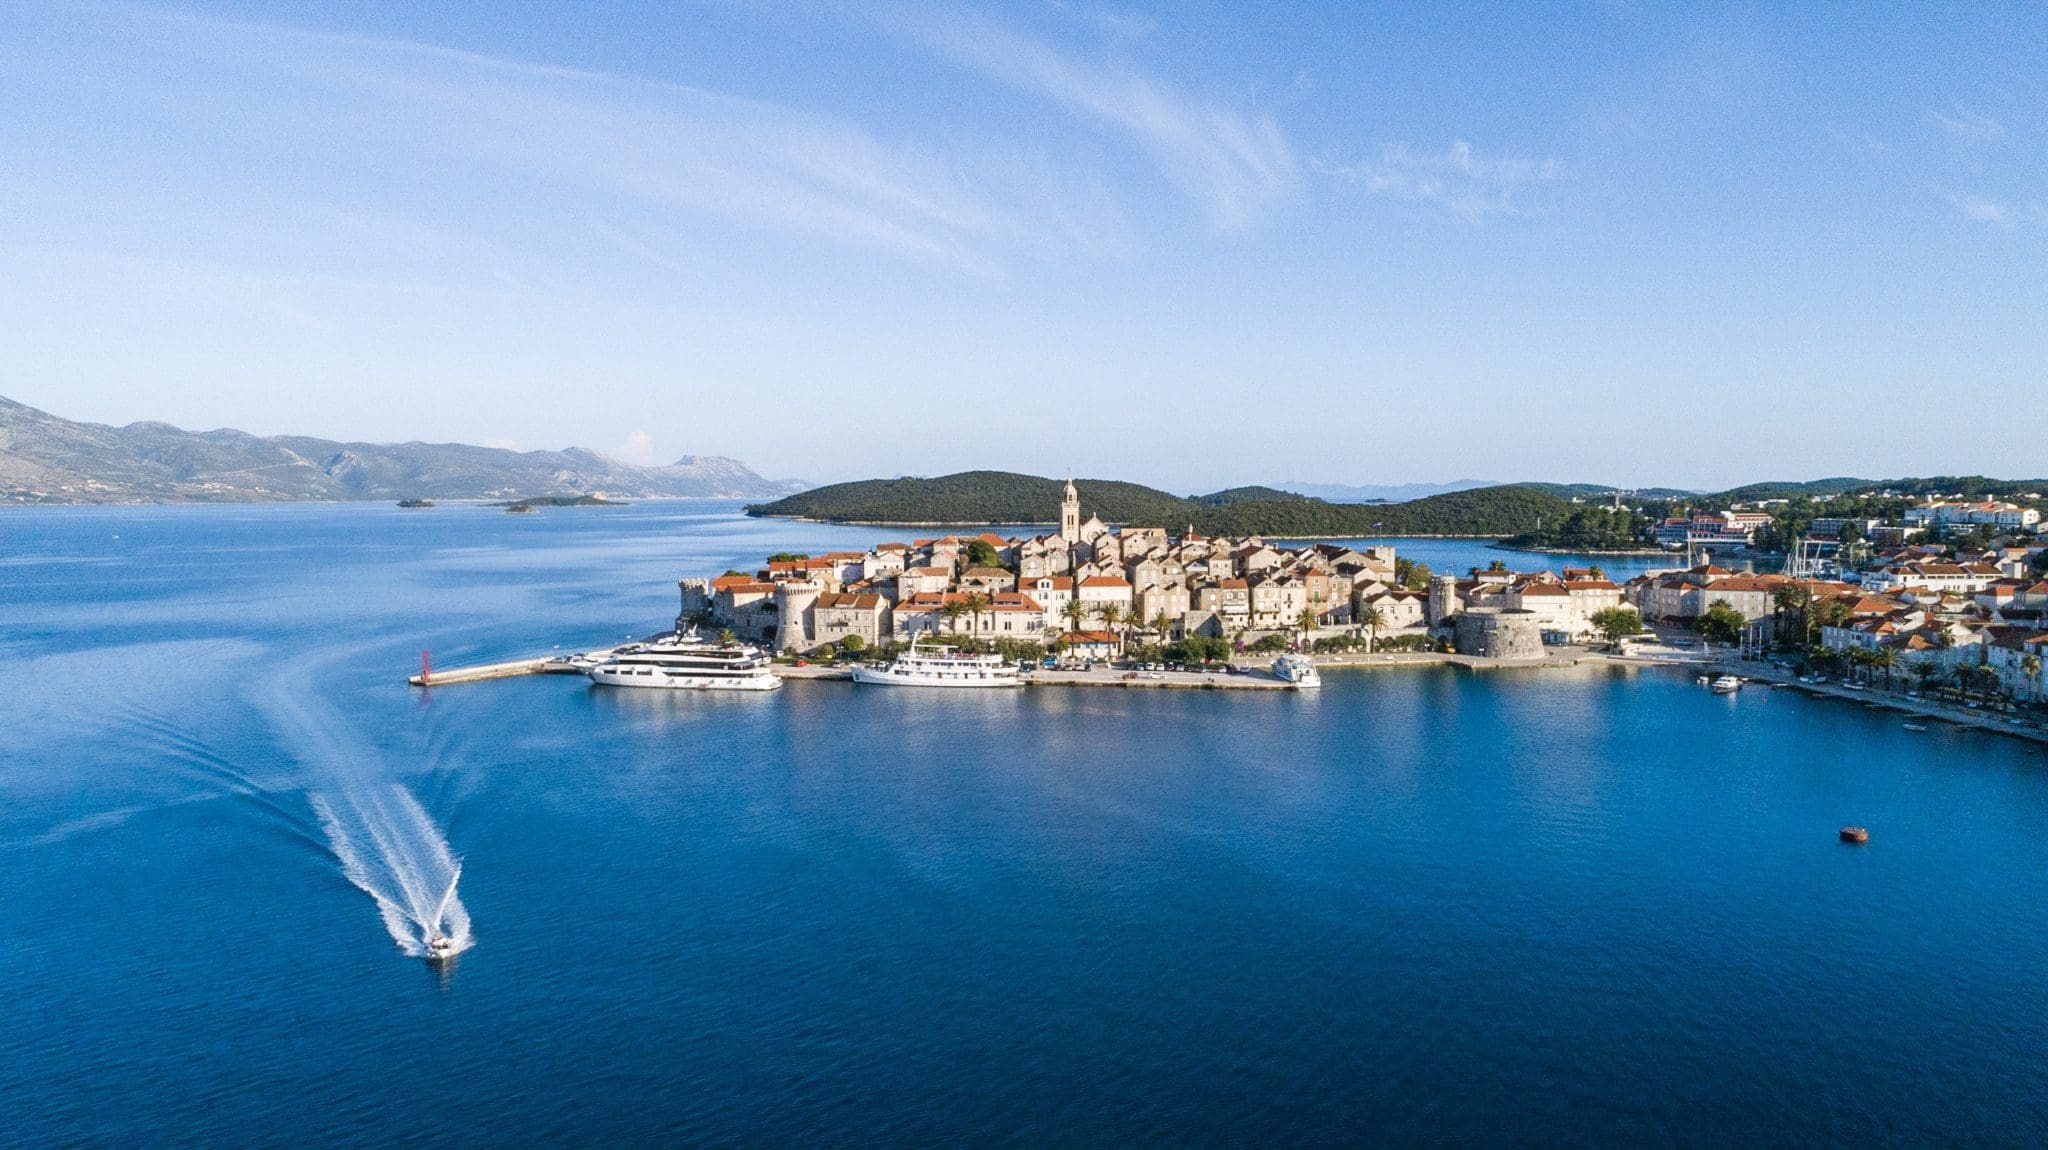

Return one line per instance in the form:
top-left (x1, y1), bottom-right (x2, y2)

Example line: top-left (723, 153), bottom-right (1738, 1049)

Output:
top-left (1840, 826), bottom-right (1869, 844)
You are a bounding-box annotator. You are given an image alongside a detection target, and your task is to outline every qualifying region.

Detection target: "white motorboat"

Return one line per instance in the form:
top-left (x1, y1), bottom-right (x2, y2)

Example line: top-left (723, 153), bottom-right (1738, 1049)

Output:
top-left (588, 630), bottom-right (781, 691)
top-left (851, 638), bottom-right (1021, 688)
top-left (1710, 675), bottom-right (1742, 694)
top-left (424, 931), bottom-right (458, 963)
top-left (1273, 653), bottom-right (1322, 687)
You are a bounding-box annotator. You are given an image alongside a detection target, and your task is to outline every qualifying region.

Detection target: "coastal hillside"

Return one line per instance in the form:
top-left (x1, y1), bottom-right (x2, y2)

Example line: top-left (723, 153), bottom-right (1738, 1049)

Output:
top-left (0, 395), bottom-right (802, 503)
top-left (745, 471), bottom-right (1198, 525)
top-left (747, 470), bottom-right (1580, 536)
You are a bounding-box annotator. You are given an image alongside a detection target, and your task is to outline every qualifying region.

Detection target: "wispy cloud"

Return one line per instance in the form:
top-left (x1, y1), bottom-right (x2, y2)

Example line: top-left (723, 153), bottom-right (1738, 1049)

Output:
top-left (888, 5), bottom-right (1297, 230)
top-left (1950, 193), bottom-right (2017, 228)
top-left (1928, 105), bottom-right (2006, 142)
top-left (1314, 141), bottom-right (1565, 220)
top-left (83, 5), bottom-right (1091, 275)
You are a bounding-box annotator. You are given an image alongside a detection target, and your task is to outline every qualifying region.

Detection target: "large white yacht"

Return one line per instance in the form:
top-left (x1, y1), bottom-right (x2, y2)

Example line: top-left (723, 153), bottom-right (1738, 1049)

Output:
top-left (851, 638), bottom-right (1022, 688)
top-left (587, 631), bottom-right (781, 691)
top-left (1272, 653), bottom-right (1322, 687)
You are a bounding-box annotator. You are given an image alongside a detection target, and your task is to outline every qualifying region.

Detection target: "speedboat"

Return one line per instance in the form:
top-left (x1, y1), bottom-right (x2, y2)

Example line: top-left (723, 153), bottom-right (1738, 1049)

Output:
top-left (1710, 675), bottom-right (1742, 694)
top-left (1273, 653), bottom-right (1321, 687)
top-left (424, 931), bottom-right (457, 963)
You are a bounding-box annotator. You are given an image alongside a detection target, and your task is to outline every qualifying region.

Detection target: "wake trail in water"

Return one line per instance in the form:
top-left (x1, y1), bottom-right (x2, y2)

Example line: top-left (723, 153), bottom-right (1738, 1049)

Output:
top-left (256, 651), bottom-right (473, 960)
top-left (311, 787), bottom-right (471, 958)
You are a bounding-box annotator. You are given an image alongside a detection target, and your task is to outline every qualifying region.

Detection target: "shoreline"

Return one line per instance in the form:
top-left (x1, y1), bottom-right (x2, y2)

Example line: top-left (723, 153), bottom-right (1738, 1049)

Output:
top-left (413, 645), bottom-right (2047, 748)
top-left (1489, 542), bottom-right (1672, 557)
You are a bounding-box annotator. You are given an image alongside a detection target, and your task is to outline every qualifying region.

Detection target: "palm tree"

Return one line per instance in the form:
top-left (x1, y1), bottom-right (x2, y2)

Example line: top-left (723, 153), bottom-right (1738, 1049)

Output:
top-left (1151, 611), bottom-right (1174, 648)
top-left (1587, 565), bottom-right (1606, 581)
top-left (938, 599), bottom-right (969, 636)
top-left (1060, 598), bottom-right (1087, 639)
top-left (1773, 583), bottom-right (1813, 647)
top-left (1295, 606), bottom-right (1319, 650)
top-left (716, 628), bottom-right (738, 647)
top-left (1357, 605), bottom-right (1386, 654)
top-left (961, 592), bottom-right (992, 637)
top-left (1095, 602), bottom-right (1126, 653)
top-left (2024, 653), bottom-right (2043, 703)
top-left (1869, 645), bottom-right (1899, 691)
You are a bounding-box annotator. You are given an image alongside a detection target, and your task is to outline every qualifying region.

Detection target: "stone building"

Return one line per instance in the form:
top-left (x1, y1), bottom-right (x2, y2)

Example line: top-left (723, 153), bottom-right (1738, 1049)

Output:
top-left (1453, 608), bottom-right (1546, 659)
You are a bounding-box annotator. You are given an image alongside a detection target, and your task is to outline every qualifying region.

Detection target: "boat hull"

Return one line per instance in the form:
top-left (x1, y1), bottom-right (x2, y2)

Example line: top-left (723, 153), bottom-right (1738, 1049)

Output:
top-left (587, 669), bottom-right (781, 691)
top-left (850, 666), bottom-right (1020, 688)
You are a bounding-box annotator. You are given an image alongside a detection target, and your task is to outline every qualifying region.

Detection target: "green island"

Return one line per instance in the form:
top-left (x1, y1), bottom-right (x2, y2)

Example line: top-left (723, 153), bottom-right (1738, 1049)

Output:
top-left (746, 471), bottom-right (1577, 537)
top-left (494, 494), bottom-right (631, 512)
top-left (750, 471), bottom-right (2047, 551)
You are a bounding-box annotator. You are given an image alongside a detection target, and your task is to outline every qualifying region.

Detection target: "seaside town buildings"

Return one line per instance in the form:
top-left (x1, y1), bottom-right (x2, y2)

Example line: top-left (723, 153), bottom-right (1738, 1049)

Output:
top-left (680, 479), bottom-right (1422, 656)
top-left (677, 480), bottom-right (2048, 705)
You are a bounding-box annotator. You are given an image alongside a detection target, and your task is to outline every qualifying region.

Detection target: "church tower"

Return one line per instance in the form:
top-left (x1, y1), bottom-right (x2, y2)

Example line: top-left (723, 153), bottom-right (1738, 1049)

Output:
top-left (1060, 476), bottom-right (1081, 544)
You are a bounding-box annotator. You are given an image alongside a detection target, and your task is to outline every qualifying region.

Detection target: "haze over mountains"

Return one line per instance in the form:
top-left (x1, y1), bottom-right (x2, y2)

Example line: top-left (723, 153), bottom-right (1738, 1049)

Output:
top-left (0, 396), bottom-right (801, 503)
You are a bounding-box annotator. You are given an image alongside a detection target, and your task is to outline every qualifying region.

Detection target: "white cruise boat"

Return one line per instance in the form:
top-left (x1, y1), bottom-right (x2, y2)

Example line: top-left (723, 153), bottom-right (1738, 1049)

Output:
top-left (1273, 653), bottom-right (1322, 687)
top-left (587, 631), bottom-right (781, 691)
top-left (851, 638), bottom-right (1021, 688)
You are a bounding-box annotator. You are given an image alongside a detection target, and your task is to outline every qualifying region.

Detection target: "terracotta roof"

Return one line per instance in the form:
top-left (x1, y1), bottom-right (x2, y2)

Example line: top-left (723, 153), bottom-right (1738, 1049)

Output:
top-left (1059, 630), bottom-right (1119, 644)
top-left (813, 592), bottom-right (884, 610)
top-left (1079, 576), bottom-right (1131, 588)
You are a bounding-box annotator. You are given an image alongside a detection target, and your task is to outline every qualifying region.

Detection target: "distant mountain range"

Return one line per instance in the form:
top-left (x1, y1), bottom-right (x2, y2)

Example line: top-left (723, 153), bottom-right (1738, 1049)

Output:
top-left (0, 396), bottom-right (802, 503)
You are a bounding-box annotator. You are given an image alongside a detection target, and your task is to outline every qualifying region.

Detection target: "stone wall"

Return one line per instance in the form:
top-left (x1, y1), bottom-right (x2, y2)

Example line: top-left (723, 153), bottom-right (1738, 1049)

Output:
top-left (1453, 607), bottom-right (1546, 660)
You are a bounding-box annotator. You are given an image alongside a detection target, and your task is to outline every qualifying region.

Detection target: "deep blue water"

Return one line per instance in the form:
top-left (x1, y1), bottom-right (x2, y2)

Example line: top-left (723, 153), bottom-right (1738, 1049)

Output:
top-left (3, 502), bottom-right (2044, 1147)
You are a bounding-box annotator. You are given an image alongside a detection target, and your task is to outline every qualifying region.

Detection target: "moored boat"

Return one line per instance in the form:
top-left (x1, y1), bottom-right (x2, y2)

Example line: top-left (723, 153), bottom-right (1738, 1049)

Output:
top-left (851, 638), bottom-right (1021, 688)
top-left (1710, 675), bottom-right (1742, 694)
top-left (1273, 653), bottom-right (1321, 687)
top-left (588, 630), bottom-right (780, 691)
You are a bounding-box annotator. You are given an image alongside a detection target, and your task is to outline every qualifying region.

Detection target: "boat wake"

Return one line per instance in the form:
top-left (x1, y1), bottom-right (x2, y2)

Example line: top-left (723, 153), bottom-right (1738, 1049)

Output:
top-left (312, 785), bottom-right (472, 959)
top-left (253, 653), bottom-right (473, 961)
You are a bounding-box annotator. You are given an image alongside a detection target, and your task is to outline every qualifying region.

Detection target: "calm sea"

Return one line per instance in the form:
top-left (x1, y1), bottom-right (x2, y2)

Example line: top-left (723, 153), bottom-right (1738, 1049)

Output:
top-left (3, 502), bottom-right (2043, 1147)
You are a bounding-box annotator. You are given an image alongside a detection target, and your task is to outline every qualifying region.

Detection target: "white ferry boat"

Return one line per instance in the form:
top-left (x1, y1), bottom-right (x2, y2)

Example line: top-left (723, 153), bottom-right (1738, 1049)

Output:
top-left (851, 638), bottom-right (1021, 688)
top-left (1273, 653), bottom-right (1322, 687)
top-left (587, 631), bottom-right (781, 691)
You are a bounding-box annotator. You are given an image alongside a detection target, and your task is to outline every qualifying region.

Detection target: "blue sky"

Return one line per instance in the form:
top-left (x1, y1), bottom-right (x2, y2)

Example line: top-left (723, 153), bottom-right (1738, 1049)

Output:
top-left (2, 2), bottom-right (2043, 491)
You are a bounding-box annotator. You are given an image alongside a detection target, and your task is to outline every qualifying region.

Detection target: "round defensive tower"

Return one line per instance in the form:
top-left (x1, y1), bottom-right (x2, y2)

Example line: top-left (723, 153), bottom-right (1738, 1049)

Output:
top-left (1452, 607), bottom-right (1546, 660)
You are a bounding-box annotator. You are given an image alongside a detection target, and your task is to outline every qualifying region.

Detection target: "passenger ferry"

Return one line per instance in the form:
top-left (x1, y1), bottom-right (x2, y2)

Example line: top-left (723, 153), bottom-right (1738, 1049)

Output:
top-left (851, 638), bottom-right (1022, 688)
top-left (1272, 653), bottom-right (1322, 687)
top-left (587, 630), bottom-right (781, 691)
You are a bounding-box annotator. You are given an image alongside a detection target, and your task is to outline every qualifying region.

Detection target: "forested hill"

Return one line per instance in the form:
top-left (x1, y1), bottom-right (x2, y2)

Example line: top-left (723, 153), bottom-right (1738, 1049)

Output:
top-left (746, 471), bottom-right (1578, 537)
top-left (744, 472), bottom-right (1196, 525)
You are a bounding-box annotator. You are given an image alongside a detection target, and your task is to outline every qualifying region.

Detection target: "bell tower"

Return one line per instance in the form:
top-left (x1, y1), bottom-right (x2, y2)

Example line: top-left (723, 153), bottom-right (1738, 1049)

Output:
top-left (1060, 476), bottom-right (1081, 543)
